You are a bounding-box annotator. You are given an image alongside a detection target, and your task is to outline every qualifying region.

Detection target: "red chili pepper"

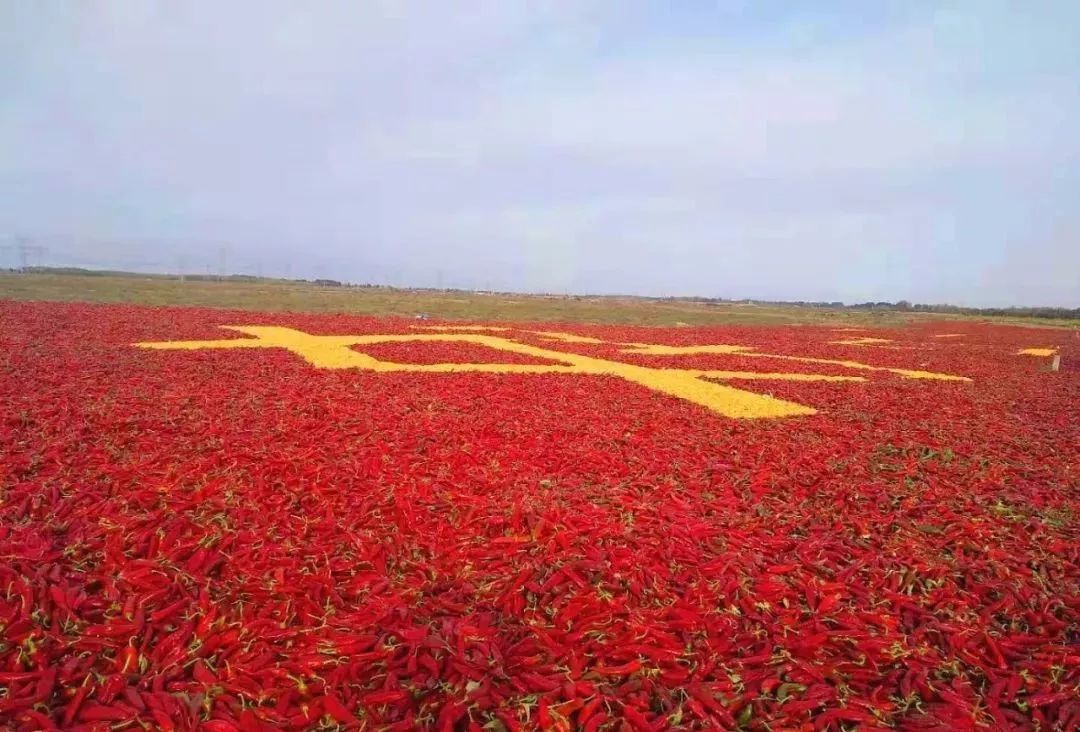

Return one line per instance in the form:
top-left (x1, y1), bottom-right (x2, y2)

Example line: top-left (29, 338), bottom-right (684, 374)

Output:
top-left (202, 721), bottom-right (241, 732)
top-left (149, 598), bottom-right (188, 624)
top-left (321, 693), bottom-right (361, 723)
top-left (78, 702), bottom-right (134, 722)
top-left (363, 689), bottom-right (407, 705)
top-left (62, 681), bottom-right (92, 727)
top-left (592, 660), bottom-right (641, 676)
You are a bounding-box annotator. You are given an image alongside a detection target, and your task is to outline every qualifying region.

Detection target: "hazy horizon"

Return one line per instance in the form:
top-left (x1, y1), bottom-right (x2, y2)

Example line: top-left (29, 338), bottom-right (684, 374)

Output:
top-left (3, 2), bottom-right (1079, 308)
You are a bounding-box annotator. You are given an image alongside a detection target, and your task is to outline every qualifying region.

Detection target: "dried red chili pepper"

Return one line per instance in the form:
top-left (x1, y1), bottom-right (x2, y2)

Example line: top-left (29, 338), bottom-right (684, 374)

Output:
top-left (0, 301), bottom-right (1076, 730)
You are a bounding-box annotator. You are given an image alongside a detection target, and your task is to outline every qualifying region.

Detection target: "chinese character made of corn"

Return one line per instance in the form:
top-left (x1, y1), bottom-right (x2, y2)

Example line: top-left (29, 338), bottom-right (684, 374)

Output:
top-left (135, 326), bottom-right (968, 420)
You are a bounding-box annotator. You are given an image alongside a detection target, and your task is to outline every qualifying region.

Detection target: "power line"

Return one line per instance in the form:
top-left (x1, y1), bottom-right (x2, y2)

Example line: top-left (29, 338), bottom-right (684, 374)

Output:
top-left (1, 236), bottom-right (47, 271)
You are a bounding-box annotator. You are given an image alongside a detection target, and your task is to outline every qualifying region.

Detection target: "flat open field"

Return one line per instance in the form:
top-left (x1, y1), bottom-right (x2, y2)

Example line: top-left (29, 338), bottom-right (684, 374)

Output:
top-left (0, 272), bottom-right (973, 328)
top-left (1, 299), bottom-right (1077, 730)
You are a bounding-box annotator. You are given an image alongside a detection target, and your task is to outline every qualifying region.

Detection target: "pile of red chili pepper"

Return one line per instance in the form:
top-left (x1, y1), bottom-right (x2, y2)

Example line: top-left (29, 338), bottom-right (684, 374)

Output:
top-left (1, 300), bottom-right (1076, 730)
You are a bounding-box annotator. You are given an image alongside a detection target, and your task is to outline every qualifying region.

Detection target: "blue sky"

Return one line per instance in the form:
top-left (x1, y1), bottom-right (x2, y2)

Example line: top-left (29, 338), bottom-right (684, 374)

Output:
top-left (3, 1), bottom-right (1078, 306)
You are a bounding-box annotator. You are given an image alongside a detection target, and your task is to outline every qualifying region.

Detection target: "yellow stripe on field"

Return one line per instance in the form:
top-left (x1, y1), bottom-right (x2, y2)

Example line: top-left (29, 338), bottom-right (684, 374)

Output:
top-left (829, 337), bottom-right (894, 346)
top-left (529, 331), bottom-right (606, 344)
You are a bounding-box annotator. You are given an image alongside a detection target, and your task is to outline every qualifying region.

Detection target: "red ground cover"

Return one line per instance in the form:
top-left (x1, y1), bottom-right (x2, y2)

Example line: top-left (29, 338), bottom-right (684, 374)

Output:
top-left (356, 341), bottom-right (563, 366)
top-left (0, 301), bottom-right (1077, 730)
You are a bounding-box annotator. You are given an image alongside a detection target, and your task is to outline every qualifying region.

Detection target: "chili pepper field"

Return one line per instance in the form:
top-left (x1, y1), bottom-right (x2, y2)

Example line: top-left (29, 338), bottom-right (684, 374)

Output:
top-left (1, 300), bottom-right (1077, 731)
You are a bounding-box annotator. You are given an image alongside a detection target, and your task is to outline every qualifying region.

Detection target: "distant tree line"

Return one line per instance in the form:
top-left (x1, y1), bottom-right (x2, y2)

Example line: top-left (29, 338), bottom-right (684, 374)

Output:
top-left (841, 299), bottom-right (1078, 319)
top-left (15, 266), bottom-right (345, 287)
top-left (671, 296), bottom-right (1079, 319)
top-left (903, 302), bottom-right (1080, 319)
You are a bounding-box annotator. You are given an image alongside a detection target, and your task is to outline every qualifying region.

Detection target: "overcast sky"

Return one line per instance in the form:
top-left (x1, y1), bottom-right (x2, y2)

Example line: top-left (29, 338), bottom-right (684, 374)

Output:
top-left (3, 2), bottom-right (1079, 306)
